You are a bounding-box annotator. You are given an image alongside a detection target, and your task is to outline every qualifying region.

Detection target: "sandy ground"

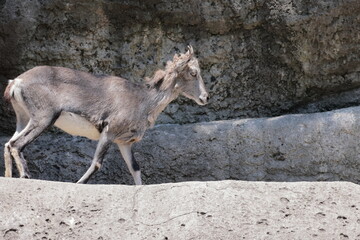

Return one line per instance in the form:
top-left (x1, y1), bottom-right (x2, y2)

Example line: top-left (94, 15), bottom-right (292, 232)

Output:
top-left (1, 178), bottom-right (360, 240)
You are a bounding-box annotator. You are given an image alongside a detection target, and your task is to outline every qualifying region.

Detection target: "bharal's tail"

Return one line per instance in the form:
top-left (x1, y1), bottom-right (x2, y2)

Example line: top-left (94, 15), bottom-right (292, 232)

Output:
top-left (4, 80), bottom-right (14, 102)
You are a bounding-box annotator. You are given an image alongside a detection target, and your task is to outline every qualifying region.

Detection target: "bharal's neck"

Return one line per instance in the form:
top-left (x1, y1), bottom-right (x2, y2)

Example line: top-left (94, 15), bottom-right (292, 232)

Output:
top-left (146, 86), bottom-right (179, 127)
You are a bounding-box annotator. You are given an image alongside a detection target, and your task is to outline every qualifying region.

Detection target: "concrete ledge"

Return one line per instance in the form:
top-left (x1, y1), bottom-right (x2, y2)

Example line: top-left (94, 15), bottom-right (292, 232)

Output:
top-left (1, 178), bottom-right (359, 239)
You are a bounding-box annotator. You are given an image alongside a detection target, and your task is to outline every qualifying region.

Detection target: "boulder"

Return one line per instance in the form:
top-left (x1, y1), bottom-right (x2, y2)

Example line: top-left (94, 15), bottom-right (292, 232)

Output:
top-left (1, 106), bottom-right (360, 184)
top-left (1, 0), bottom-right (360, 134)
top-left (1, 178), bottom-right (359, 239)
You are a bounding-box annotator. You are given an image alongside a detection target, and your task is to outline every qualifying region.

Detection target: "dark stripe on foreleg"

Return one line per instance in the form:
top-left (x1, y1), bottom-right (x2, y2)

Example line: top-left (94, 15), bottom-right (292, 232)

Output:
top-left (131, 151), bottom-right (140, 171)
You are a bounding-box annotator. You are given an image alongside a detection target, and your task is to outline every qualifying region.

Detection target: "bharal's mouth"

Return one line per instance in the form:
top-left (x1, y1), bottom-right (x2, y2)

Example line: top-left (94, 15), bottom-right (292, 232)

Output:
top-left (198, 98), bottom-right (207, 105)
top-left (182, 92), bottom-right (208, 106)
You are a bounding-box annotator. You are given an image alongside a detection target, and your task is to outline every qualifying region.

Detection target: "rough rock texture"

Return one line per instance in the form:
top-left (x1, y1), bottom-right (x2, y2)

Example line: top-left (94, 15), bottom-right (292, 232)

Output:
top-left (1, 178), bottom-right (360, 240)
top-left (2, 106), bottom-right (360, 185)
top-left (1, 0), bottom-right (360, 134)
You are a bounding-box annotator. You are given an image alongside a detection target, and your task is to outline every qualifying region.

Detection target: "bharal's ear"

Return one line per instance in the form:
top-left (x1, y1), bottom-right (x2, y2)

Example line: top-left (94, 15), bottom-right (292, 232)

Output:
top-left (173, 45), bottom-right (194, 73)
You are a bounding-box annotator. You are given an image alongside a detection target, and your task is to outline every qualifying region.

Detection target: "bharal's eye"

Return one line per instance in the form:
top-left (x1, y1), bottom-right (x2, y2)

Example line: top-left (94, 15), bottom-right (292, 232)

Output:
top-left (190, 71), bottom-right (197, 77)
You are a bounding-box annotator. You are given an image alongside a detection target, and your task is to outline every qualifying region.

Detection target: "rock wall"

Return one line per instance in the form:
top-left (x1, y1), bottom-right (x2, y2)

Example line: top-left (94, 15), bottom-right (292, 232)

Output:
top-left (1, 106), bottom-right (360, 184)
top-left (1, 0), bottom-right (360, 134)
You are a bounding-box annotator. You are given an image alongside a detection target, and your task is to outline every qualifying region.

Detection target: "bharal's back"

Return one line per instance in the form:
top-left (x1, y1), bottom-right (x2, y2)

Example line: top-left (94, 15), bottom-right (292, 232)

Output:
top-left (17, 66), bottom-right (139, 115)
top-left (3, 46), bottom-right (208, 185)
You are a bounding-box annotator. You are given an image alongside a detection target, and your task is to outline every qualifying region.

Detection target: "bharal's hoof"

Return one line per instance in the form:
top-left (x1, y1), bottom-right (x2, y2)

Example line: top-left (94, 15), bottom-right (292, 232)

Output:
top-left (20, 174), bottom-right (31, 179)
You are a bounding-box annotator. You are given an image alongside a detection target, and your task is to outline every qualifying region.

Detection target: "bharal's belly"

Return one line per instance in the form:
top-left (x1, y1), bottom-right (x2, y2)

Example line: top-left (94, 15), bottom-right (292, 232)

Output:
top-left (54, 112), bottom-right (101, 140)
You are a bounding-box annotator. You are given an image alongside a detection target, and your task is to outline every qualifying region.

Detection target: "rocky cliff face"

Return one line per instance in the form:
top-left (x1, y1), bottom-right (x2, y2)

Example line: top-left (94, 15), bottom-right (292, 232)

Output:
top-left (1, 0), bottom-right (360, 134)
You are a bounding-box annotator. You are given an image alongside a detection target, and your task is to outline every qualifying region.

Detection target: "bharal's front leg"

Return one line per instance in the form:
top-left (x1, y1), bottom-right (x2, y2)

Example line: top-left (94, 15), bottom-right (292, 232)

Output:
top-left (117, 142), bottom-right (142, 185)
top-left (77, 132), bottom-right (113, 184)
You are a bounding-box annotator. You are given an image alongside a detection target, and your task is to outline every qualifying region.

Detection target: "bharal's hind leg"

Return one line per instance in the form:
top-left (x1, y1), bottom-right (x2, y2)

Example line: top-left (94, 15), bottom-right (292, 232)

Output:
top-left (4, 102), bottom-right (29, 177)
top-left (117, 143), bottom-right (142, 185)
top-left (4, 144), bottom-right (13, 177)
top-left (4, 142), bottom-right (15, 177)
top-left (7, 112), bottom-right (59, 178)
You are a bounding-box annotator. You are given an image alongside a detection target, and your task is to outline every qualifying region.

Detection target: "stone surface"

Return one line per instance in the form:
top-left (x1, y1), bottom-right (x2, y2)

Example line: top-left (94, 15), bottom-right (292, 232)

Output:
top-left (1, 178), bottom-right (360, 240)
top-left (1, 0), bottom-right (360, 134)
top-left (2, 106), bottom-right (360, 185)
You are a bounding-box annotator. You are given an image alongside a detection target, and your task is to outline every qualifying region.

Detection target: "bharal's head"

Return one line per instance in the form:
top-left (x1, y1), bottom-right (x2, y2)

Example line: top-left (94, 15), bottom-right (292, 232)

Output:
top-left (173, 46), bottom-right (209, 105)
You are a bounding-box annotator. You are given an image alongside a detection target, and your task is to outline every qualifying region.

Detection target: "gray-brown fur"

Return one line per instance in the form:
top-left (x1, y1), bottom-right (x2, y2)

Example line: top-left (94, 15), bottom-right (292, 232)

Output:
top-left (3, 46), bottom-right (208, 185)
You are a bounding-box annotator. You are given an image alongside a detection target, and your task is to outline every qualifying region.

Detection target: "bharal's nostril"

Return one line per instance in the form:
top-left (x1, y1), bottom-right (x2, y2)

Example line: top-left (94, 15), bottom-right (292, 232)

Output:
top-left (199, 92), bottom-right (209, 104)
